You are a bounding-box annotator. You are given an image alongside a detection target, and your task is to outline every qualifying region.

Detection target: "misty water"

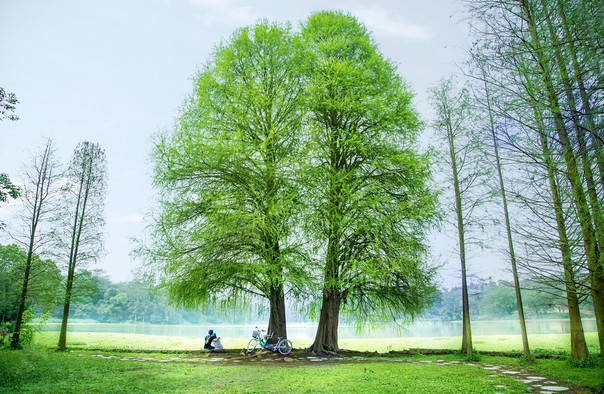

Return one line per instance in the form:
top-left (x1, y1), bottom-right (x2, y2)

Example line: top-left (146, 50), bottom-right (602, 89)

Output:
top-left (44, 319), bottom-right (597, 340)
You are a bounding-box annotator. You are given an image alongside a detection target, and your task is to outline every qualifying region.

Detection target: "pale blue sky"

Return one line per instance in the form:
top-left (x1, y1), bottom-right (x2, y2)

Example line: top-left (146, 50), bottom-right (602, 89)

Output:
top-left (1, 0), bottom-right (504, 287)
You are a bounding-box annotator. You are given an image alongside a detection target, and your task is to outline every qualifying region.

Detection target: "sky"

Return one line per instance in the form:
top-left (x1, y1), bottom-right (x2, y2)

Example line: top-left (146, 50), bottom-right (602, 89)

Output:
top-left (0, 0), bottom-right (507, 287)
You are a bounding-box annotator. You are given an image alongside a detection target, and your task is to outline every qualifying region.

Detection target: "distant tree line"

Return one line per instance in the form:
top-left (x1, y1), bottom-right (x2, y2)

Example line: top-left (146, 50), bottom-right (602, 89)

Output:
top-left (3, 247), bottom-right (588, 328)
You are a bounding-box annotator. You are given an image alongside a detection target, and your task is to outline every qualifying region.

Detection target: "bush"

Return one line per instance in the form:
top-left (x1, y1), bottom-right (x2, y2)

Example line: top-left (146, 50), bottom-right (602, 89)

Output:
top-left (567, 355), bottom-right (602, 369)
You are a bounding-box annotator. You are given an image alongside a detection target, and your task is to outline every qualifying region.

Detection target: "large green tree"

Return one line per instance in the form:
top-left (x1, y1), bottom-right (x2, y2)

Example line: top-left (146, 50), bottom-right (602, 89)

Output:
top-left (143, 21), bottom-right (308, 340)
top-left (301, 11), bottom-right (439, 353)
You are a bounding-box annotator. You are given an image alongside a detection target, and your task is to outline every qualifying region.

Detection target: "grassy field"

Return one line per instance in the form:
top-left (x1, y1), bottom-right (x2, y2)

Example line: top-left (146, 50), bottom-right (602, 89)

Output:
top-left (33, 330), bottom-right (601, 354)
top-left (0, 332), bottom-right (600, 393)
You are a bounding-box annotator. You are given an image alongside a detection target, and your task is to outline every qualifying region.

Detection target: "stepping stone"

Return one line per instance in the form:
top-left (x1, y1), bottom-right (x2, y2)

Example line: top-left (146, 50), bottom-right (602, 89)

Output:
top-left (488, 375), bottom-right (498, 378)
top-left (520, 379), bottom-right (534, 383)
top-left (540, 386), bottom-right (568, 392)
top-left (210, 358), bottom-right (225, 362)
top-left (527, 376), bottom-right (546, 381)
top-left (543, 381), bottom-right (557, 384)
top-left (494, 385), bottom-right (506, 388)
top-left (466, 363), bottom-right (477, 366)
top-left (420, 361), bottom-right (432, 363)
top-left (436, 360), bottom-right (445, 363)
top-left (448, 361), bottom-right (461, 364)
top-left (483, 366), bottom-right (500, 370)
top-left (501, 371), bottom-right (520, 375)
top-left (158, 360), bottom-right (170, 363)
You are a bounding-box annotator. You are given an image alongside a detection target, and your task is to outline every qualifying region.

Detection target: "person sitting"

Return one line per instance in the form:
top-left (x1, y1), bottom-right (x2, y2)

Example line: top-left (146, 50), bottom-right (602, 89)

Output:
top-left (204, 329), bottom-right (220, 350)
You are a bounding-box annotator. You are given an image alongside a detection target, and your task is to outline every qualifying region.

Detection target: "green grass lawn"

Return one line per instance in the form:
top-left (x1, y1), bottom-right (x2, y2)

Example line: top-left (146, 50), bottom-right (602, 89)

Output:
top-left (0, 347), bottom-right (530, 393)
top-left (33, 330), bottom-right (600, 354)
top-left (0, 331), bottom-right (599, 393)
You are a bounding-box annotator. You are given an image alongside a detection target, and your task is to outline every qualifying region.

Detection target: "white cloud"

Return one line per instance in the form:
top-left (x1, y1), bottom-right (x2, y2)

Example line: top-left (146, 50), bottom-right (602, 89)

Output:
top-left (188, 0), bottom-right (260, 27)
top-left (352, 7), bottom-right (432, 41)
top-left (108, 213), bottom-right (144, 224)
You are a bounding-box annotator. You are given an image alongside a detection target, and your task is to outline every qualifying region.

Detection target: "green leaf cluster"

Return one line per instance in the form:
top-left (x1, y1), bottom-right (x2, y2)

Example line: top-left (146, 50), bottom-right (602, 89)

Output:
top-left (144, 12), bottom-right (439, 326)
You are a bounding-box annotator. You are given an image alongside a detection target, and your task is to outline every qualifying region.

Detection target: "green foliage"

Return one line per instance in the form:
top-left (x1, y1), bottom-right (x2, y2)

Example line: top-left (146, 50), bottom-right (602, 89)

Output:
top-left (0, 244), bottom-right (62, 323)
top-left (144, 20), bottom-right (310, 314)
top-left (0, 173), bottom-right (20, 204)
top-left (300, 11), bottom-right (439, 324)
top-left (19, 307), bottom-right (49, 346)
top-left (0, 87), bottom-right (19, 121)
top-left (567, 354), bottom-right (602, 369)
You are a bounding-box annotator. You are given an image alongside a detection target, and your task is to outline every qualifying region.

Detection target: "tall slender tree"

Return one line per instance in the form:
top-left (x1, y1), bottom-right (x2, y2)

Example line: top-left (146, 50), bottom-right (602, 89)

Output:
top-left (303, 11), bottom-right (439, 353)
top-left (465, 0), bottom-right (604, 367)
top-left (10, 140), bottom-right (59, 349)
top-left (430, 78), bottom-right (488, 358)
top-left (57, 141), bottom-right (107, 350)
top-left (469, 59), bottom-right (530, 360)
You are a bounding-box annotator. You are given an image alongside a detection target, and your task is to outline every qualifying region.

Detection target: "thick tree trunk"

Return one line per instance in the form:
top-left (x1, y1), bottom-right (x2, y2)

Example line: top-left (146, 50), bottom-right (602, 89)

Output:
top-left (566, 279), bottom-right (590, 359)
top-left (309, 289), bottom-right (341, 354)
top-left (267, 283), bottom-right (287, 342)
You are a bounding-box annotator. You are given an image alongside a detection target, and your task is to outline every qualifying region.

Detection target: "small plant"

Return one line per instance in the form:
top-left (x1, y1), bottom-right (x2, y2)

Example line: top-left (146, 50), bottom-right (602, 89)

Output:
top-left (567, 355), bottom-right (602, 369)
top-left (19, 308), bottom-right (50, 346)
top-left (465, 351), bottom-right (481, 362)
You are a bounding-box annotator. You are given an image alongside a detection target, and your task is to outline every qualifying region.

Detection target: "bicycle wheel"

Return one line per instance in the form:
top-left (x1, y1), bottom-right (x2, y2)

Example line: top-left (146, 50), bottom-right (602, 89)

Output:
top-left (278, 339), bottom-right (292, 355)
top-left (246, 338), bottom-right (258, 353)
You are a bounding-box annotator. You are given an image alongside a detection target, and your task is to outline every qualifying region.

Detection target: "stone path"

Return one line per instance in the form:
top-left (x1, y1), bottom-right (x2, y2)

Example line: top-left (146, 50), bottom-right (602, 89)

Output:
top-left (86, 353), bottom-right (578, 393)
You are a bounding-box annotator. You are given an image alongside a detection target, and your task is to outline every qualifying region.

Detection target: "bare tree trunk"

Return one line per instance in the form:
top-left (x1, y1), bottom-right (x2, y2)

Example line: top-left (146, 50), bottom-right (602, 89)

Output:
top-left (57, 270), bottom-right (74, 349)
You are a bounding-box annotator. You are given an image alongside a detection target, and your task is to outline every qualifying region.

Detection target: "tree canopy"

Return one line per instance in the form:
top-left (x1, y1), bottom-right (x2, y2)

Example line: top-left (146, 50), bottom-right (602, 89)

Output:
top-left (143, 21), bottom-right (310, 339)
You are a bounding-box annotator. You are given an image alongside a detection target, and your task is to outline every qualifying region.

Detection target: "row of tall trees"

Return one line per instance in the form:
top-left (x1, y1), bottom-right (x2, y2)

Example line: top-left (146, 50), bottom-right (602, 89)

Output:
top-left (142, 11), bottom-right (439, 353)
top-left (430, 0), bottom-right (602, 366)
top-left (0, 139), bottom-right (107, 350)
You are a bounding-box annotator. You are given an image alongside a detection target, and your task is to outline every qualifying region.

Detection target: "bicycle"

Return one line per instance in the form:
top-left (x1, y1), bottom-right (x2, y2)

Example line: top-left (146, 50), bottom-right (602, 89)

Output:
top-left (246, 326), bottom-right (293, 355)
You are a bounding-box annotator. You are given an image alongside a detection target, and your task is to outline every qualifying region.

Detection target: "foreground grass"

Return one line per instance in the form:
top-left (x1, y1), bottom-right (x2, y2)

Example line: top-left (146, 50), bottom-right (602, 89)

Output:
top-left (9, 331), bottom-right (599, 392)
top-left (0, 346), bottom-right (531, 393)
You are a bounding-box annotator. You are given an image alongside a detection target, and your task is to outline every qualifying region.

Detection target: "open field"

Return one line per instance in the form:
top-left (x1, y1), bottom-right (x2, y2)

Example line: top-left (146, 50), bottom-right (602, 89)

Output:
top-left (34, 330), bottom-right (601, 354)
top-left (0, 331), bottom-right (600, 392)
